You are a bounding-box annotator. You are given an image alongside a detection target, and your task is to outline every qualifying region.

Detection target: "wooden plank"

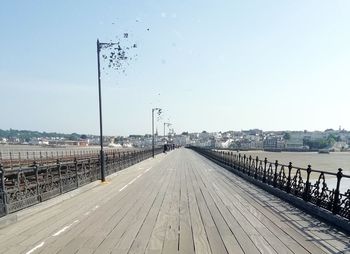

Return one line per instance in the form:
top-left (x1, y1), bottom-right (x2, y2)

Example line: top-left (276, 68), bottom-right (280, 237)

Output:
top-left (213, 164), bottom-right (346, 253)
top-left (192, 166), bottom-right (244, 254)
top-left (162, 164), bottom-right (181, 254)
top-left (113, 168), bottom-right (172, 253)
top-left (178, 163), bottom-right (195, 254)
top-left (0, 160), bottom-right (156, 250)
top-left (75, 247), bottom-right (95, 254)
top-left (185, 162), bottom-right (212, 254)
top-left (145, 168), bottom-right (177, 254)
top-left (196, 162), bottom-right (294, 254)
top-left (190, 154), bottom-right (277, 254)
top-left (93, 169), bottom-right (167, 253)
top-left (3, 161), bottom-right (148, 238)
top-left (214, 168), bottom-right (326, 254)
top-left (191, 165), bottom-right (260, 254)
top-left (188, 163), bottom-right (228, 254)
top-left (128, 168), bottom-right (176, 254)
top-left (40, 166), bottom-right (162, 253)
top-left (190, 150), bottom-right (347, 254)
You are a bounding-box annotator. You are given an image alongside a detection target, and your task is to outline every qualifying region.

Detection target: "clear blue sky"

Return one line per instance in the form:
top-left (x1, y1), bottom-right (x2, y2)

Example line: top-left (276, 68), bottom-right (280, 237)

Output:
top-left (1, 1), bottom-right (350, 136)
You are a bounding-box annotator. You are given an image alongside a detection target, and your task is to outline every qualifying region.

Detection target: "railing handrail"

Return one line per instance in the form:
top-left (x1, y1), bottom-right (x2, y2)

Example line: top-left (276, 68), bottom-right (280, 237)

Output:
top-left (214, 149), bottom-right (350, 178)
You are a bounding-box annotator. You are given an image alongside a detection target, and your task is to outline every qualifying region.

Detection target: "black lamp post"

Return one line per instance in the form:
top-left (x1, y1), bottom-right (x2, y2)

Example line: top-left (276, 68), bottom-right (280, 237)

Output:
top-left (96, 35), bottom-right (137, 180)
top-left (152, 108), bottom-right (162, 157)
top-left (96, 39), bottom-right (106, 182)
top-left (96, 39), bottom-right (119, 182)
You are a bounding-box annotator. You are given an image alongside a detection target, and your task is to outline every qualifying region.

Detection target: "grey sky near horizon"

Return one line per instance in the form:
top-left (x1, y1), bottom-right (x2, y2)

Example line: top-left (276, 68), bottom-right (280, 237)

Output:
top-left (1, 1), bottom-right (350, 136)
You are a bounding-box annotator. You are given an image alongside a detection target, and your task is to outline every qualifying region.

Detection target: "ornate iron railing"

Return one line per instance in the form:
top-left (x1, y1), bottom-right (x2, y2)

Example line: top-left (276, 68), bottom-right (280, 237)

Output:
top-left (189, 146), bottom-right (350, 221)
top-left (0, 148), bottom-right (162, 217)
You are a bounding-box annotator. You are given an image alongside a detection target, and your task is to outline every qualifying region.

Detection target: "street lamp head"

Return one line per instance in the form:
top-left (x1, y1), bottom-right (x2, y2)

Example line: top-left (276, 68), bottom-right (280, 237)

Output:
top-left (152, 108), bottom-right (162, 116)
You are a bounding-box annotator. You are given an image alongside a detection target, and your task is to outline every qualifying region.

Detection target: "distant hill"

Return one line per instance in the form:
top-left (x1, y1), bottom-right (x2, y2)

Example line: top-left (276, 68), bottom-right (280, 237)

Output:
top-left (0, 129), bottom-right (86, 141)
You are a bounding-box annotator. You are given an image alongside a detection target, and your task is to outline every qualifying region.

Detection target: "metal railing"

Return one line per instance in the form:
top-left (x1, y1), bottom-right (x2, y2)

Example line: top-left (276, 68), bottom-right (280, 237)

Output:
top-left (0, 148), bottom-right (163, 217)
top-left (0, 148), bottom-right (137, 170)
top-left (189, 146), bottom-right (350, 222)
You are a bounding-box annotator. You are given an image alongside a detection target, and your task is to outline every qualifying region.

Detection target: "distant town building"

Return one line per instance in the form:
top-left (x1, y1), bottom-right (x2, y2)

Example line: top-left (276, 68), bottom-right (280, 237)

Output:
top-left (263, 137), bottom-right (285, 150)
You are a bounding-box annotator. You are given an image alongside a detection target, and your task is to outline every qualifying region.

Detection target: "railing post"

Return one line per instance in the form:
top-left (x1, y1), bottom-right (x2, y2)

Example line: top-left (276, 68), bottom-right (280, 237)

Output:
top-left (303, 165), bottom-right (312, 201)
top-left (273, 160), bottom-right (278, 187)
top-left (123, 152), bottom-right (126, 168)
top-left (126, 152), bottom-right (129, 167)
top-left (74, 158), bottom-right (79, 188)
top-left (57, 159), bottom-right (63, 194)
top-left (254, 156), bottom-right (258, 179)
top-left (248, 156), bottom-right (252, 176)
top-left (9, 152), bottom-right (12, 169)
top-left (100, 150), bottom-right (106, 182)
top-left (263, 158), bottom-right (267, 183)
top-left (234, 154), bottom-right (238, 168)
top-left (105, 153), bottom-right (109, 175)
top-left (112, 151), bottom-right (116, 170)
top-left (286, 162), bottom-right (292, 193)
top-left (238, 154), bottom-right (241, 171)
top-left (88, 158), bottom-right (92, 182)
top-left (34, 162), bottom-right (39, 200)
top-left (332, 168), bottom-right (343, 214)
top-left (0, 163), bottom-right (8, 215)
top-left (118, 152), bottom-right (121, 170)
top-left (242, 154), bottom-right (246, 173)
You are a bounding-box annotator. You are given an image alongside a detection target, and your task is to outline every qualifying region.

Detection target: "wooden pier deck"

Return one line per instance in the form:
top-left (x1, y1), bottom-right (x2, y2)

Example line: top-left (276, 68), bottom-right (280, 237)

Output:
top-left (0, 148), bottom-right (349, 254)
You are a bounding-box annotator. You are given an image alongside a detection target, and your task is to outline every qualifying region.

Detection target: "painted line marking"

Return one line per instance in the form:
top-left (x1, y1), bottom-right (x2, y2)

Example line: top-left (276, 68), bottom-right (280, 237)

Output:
top-left (26, 242), bottom-right (44, 254)
top-left (85, 204), bottom-right (99, 215)
top-left (118, 167), bottom-right (152, 192)
top-left (26, 203), bottom-right (101, 253)
top-left (52, 220), bottom-right (79, 237)
top-left (119, 184), bottom-right (128, 192)
top-left (52, 226), bottom-right (70, 237)
top-left (128, 178), bottom-right (137, 185)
